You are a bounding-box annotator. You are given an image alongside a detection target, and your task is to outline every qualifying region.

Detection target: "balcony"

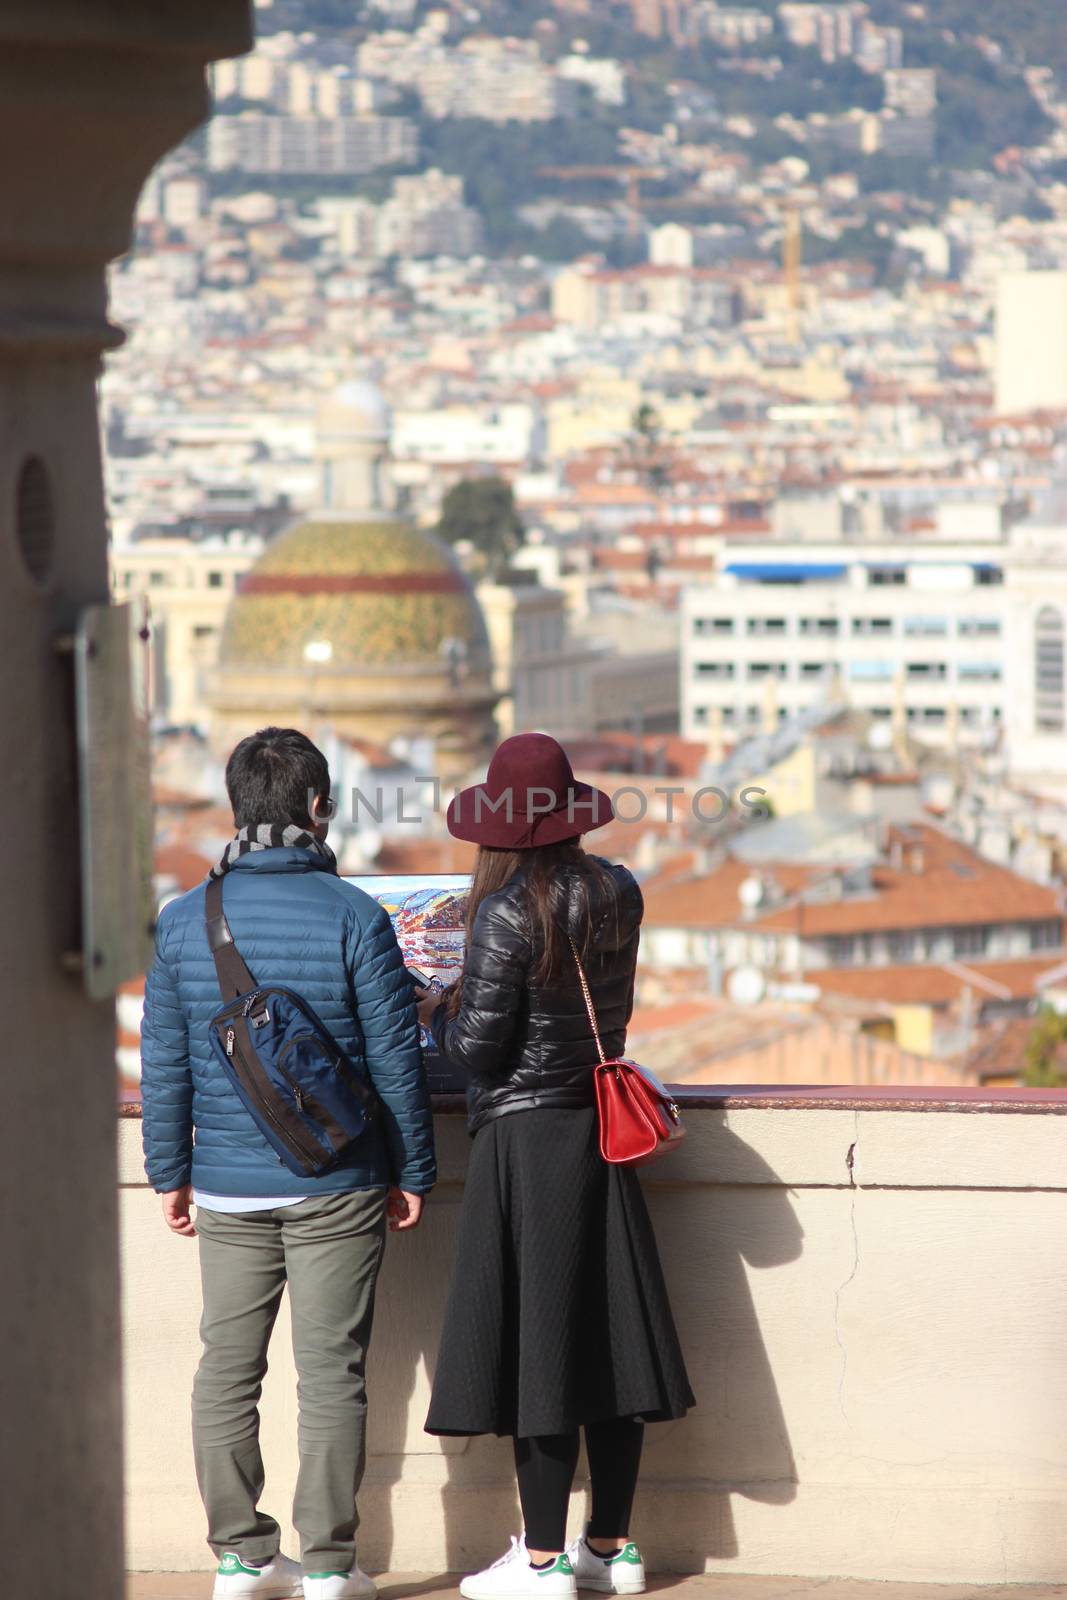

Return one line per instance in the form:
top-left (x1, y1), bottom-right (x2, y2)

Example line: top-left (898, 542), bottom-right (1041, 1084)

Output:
top-left (119, 1086), bottom-right (1067, 1587)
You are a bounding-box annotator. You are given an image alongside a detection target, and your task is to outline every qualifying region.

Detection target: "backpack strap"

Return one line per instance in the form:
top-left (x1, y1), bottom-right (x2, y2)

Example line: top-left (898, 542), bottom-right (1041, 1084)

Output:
top-left (205, 875), bottom-right (258, 1002)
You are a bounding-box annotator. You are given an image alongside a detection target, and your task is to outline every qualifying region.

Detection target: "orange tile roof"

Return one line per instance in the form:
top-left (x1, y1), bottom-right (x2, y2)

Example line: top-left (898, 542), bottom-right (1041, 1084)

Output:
top-left (591, 548), bottom-right (649, 570)
top-left (165, 802), bottom-right (233, 836)
top-left (807, 954), bottom-right (1066, 1009)
top-left (154, 844), bottom-right (212, 893)
top-left (641, 825), bottom-right (1063, 940)
top-left (573, 484), bottom-right (656, 505)
top-left (664, 554), bottom-right (717, 572)
top-left (749, 825), bottom-right (1062, 937)
top-left (586, 816), bottom-right (686, 860)
top-left (565, 733), bottom-right (708, 780)
top-left (334, 734), bottom-right (402, 768)
top-left (628, 997), bottom-right (719, 1033)
top-left (152, 785), bottom-right (213, 810)
top-left (642, 856), bottom-right (819, 928)
top-left (629, 520), bottom-right (724, 540)
top-left (959, 1014), bottom-right (1042, 1083)
top-left (372, 837), bottom-right (477, 875)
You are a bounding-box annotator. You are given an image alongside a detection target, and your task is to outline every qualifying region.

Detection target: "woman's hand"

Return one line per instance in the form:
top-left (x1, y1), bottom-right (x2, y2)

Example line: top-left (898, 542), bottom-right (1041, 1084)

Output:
top-left (415, 988), bottom-right (440, 1030)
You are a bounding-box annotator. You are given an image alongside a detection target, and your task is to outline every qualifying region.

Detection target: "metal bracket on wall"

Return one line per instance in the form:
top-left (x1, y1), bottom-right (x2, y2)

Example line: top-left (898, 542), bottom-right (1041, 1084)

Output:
top-left (57, 600), bottom-right (156, 999)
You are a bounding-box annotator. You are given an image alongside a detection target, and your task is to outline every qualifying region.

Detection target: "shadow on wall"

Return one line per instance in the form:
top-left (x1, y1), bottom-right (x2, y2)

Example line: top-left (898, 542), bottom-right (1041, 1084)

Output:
top-left (640, 1118), bottom-right (803, 1566)
top-left (361, 1115), bottom-right (803, 1573)
top-left (360, 1175), bottom-right (521, 1575)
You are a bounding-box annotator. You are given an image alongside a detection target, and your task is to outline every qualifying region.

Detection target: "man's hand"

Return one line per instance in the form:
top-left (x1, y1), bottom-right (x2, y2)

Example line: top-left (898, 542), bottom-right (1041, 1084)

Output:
top-left (162, 1185), bottom-right (197, 1238)
top-left (387, 1187), bottom-right (424, 1232)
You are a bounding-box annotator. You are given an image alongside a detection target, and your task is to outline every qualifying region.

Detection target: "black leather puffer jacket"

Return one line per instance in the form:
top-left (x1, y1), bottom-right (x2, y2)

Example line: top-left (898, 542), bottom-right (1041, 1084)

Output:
top-left (431, 855), bottom-right (643, 1133)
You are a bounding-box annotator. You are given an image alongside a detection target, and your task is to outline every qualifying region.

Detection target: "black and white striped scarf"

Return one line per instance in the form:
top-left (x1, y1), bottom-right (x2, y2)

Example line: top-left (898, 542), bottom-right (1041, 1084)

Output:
top-left (209, 823), bottom-right (338, 879)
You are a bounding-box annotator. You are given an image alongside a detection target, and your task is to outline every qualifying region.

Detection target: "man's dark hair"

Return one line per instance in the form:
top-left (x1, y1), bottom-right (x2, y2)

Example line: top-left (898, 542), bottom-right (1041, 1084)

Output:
top-left (225, 727), bottom-right (331, 829)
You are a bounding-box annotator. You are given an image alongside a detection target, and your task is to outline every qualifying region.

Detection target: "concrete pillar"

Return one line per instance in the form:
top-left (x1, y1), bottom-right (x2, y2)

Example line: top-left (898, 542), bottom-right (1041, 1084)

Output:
top-left (0, 7), bottom-right (251, 1597)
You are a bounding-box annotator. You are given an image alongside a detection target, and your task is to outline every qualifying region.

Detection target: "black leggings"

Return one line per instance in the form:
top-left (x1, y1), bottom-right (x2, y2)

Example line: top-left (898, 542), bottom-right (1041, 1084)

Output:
top-left (513, 1418), bottom-right (644, 1553)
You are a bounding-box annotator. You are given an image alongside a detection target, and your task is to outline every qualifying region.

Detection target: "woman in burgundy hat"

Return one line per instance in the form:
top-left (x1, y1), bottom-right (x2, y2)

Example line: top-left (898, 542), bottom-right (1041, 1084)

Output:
top-left (417, 733), bottom-right (693, 1600)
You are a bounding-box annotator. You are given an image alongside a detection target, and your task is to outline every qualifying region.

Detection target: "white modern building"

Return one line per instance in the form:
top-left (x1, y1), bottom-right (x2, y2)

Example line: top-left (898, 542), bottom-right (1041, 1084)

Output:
top-left (392, 403), bottom-right (544, 467)
top-left (700, 5), bottom-right (775, 48)
top-left (883, 66), bottom-right (937, 117)
top-left (680, 494), bottom-right (1067, 788)
top-left (358, 29), bottom-right (574, 123)
top-left (557, 53), bottom-right (627, 106)
top-left (161, 174), bottom-right (208, 227)
top-left (317, 171), bottom-right (483, 261)
top-left (206, 112), bottom-right (417, 175)
top-left (777, 1), bottom-right (868, 60)
top-left (995, 270), bottom-right (1067, 416)
top-left (649, 222), bottom-right (696, 268)
top-left (376, 169), bottom-right (484, 259)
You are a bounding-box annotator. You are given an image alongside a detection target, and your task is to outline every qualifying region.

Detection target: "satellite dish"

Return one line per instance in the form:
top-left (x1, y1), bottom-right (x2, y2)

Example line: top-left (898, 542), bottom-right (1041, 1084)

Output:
top-left (739, 874), bottom-right (764, 910)
top-left (728, 965), bottom-right (766, 1006)
top-left (868, 721), bottom-right (893, 750)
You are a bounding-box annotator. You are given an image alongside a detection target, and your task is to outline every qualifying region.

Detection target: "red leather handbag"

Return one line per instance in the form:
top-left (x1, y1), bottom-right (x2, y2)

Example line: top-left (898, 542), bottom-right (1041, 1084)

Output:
top-left (570, 939), bottom-right (686, 1168)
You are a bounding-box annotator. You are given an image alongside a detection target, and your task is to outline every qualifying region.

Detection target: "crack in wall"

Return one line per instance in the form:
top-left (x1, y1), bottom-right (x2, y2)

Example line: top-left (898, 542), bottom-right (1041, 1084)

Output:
top-left (832, 1117), bottom-right (860, 1420)
top-left (995, 1497), bottom-right (1009, 1583)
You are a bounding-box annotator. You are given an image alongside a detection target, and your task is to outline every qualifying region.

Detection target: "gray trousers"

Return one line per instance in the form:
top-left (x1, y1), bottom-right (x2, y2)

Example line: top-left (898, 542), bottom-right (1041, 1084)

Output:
top-left (192, 1188), bottom-right (387, 1573)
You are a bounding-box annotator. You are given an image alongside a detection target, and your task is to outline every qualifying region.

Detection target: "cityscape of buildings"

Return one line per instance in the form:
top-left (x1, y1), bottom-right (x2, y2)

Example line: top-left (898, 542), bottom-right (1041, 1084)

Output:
top-left (108, 0), bottom-right (1067, 1096)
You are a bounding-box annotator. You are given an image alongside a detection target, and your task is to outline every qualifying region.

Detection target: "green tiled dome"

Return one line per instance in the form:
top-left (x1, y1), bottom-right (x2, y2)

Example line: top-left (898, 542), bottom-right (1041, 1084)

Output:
top-left (219, 515), bottom-right (490, 670)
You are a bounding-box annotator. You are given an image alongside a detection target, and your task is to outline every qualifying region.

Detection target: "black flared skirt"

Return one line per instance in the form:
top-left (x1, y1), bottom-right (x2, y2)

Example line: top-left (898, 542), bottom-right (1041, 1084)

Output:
top-left (425, 1105), bottom-right (695, 1438)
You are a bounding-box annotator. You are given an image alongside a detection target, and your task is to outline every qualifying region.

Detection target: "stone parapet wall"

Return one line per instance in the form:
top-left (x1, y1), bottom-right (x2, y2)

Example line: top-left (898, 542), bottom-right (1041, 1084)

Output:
top-left (120, 1095), bottom-right (1067, 1582)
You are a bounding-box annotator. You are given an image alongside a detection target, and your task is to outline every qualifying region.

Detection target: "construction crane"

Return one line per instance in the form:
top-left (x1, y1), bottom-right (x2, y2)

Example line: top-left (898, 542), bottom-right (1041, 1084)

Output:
top-left (783, 204), bottom-right (802, 346)
top-left (536, 165), bottom-right (667, 237)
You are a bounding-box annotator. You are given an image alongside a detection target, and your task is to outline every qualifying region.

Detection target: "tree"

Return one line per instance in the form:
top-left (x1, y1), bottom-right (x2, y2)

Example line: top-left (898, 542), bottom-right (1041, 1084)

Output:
top-left (436, 476), bottom-right (524, 577)
top-left (1022, 1007), bottom-right (1067, 1088)
top-left (624, 402), bottom-right (670, 492)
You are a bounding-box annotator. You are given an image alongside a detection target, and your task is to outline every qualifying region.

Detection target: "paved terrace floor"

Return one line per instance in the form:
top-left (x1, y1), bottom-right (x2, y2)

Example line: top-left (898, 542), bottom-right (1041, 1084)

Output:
top-left (127, 1575), bottom-right (1067, 1600)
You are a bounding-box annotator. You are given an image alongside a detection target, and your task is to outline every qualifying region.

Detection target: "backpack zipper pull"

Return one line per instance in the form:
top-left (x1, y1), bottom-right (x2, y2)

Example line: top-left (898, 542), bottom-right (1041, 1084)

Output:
top-left (225, 1028), bottom-right (235, 1058)
top-left (293, 1086), bottom-right (305, 1112)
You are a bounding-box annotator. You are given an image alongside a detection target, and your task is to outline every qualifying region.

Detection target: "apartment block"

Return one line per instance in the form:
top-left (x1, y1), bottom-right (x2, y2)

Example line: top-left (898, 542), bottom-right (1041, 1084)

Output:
top-left (680, 503), bottom-right (1067, 784)
top-left (206, 113), bottom-right (417, 175)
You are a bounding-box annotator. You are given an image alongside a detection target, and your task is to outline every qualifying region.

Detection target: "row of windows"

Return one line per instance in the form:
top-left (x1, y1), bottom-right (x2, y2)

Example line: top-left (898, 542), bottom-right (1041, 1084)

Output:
top-left (729, 566), bottom-right (1004, 592)
top-left (694, 606), bottom-right (1066, 740)
top-left (690, 703), bottom-right (1001, 726)
top-left (1035, 606), bottom-right (1064, 734)
top-left (693, 615), bottom-right (1002, 639)
top-left (693, 660), bottom-right (1002, 683)
top-left (115, 569), bottom-right (229, 589)
top-left (735, 566), bottom-right (1004, 588)
top-left (863, 566), bottom-right (1006, 587)
top-left (823, 920), bottom-right (1061, 966)
top-left (850, 661), bottom-right (1003, 682)
top-left (516, 617), bottom-right (566, 655)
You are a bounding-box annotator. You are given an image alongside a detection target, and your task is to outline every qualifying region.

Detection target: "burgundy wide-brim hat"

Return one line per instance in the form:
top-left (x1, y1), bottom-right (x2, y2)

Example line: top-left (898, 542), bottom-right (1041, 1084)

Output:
top-left (447, 732), bottom-right (614, 850)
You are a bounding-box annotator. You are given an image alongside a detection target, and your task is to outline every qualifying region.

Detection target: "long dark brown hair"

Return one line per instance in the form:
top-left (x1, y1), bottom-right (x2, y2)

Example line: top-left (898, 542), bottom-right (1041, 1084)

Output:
top-left (446, 838), bottom-right (616, 1018)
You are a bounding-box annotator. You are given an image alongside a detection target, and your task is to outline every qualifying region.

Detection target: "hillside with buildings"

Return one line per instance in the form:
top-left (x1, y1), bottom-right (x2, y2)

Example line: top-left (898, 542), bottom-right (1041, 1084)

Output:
top-left (105, 0), bottom-right (1067, 1095)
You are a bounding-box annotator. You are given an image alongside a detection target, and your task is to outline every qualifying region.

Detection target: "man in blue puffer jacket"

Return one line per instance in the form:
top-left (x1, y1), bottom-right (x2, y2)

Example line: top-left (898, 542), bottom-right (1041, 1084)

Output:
top-left (141, 726), bottom-right (436, 1600)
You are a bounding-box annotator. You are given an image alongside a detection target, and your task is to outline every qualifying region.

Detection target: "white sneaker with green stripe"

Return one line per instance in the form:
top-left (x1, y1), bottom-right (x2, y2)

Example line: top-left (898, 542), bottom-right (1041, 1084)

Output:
top-left (213, 1551), bottom-right (303, 1598)
top-left (460, 1536), bottom-right (577, 1600)
top-left (565, 1537), bottom-right (646, 1594)
top-left (302, 1564), bottom-right (377, 1600)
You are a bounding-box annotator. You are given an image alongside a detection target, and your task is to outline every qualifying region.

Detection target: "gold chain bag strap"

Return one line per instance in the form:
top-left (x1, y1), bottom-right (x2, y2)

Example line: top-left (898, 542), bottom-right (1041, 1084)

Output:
top-left (569, 936), bottom-right (685, 1168)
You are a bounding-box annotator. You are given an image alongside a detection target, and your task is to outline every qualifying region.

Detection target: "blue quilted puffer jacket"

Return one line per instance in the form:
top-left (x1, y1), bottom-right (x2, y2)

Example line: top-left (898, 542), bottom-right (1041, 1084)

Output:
top-left (140, 847), bottom-right (436, 1198)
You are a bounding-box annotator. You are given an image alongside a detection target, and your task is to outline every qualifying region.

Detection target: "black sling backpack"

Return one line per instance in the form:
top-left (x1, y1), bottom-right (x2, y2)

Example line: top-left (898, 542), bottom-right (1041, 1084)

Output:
top-left (204, 876), bottom-right (379, 1177)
